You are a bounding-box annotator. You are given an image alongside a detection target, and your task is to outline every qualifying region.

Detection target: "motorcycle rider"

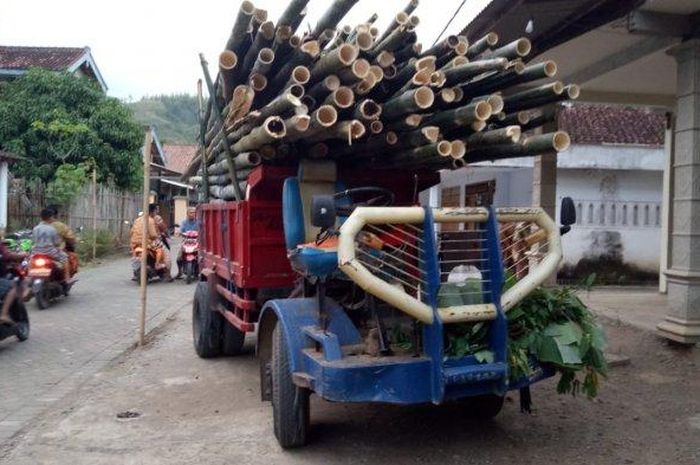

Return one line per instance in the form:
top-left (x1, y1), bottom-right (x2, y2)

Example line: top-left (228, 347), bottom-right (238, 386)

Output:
top-left (47, 205), bottom-right (78, 278)
top-left (130, 204), bottom-right (171, 280)
top-left (0, 241), bottom-right (28, 324)
top-left (31, 207), bottom-right (70, 283)
top-left (175, 206), bottom-right (200, 279)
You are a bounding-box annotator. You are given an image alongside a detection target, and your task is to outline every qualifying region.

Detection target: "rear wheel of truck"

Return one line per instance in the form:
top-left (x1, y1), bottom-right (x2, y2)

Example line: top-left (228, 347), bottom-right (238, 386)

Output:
top-left (271, 322), bottom-right (309, 448)
top-left (192, 282), bottom-right (222, 358)
top-left (221, 322), bottom-right (245, 355)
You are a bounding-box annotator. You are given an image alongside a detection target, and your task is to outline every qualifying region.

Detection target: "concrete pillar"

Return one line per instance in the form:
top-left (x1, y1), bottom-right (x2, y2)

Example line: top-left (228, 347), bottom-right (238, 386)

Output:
top-left (659, 113), bottom-right (674, 294)
top-left (657, 39), bottom-right (700, 344)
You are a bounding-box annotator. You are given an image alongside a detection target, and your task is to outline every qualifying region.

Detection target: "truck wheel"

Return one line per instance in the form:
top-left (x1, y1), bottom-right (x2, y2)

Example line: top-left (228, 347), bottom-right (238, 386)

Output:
top-left (467, 394), bottom-right (505, 420)
top-left (221, 322), bottom-right (245, 355)
top-left (192, 282), bottom-right (222, 358)
top-left (271, 323), bottom-right (309, 448)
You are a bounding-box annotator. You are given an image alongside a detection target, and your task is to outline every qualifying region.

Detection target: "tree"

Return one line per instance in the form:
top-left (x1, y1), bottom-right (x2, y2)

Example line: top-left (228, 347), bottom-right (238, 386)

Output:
top-left (0, 68), bottom-right (143, 189)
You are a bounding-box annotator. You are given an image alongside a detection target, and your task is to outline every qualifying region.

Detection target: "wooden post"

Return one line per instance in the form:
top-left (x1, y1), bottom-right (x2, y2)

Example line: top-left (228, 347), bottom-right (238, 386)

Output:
top-left (139, 128), bottom-right (152, 346)
top-left (92, 167), bottom-right (97, 260)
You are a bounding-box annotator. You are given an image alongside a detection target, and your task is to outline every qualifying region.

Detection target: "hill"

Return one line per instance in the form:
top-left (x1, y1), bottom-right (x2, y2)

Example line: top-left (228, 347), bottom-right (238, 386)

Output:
top-left (128, 94), bottom-right (199, 144)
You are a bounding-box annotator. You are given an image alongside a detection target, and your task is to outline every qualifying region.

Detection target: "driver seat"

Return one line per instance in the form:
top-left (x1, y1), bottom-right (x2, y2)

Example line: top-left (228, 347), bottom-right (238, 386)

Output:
top-left (283, 159), bottom-right (343, 278)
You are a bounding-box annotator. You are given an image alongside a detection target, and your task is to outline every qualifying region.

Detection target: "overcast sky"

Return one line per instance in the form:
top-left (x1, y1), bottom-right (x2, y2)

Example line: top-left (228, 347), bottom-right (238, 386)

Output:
top-left (0, 0), bottom-right (491, 101)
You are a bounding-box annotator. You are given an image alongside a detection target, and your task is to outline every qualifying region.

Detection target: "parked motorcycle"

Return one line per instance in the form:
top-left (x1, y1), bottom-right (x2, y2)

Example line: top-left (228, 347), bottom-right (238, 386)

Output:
top-left (0, 262), bottom-right (30, 342)
top-left (132, 245), bottom-right (168, 283)
top-left (181, 230), bottom-right (199, 284)
top-left (27, 254), bottom-right (75, 309)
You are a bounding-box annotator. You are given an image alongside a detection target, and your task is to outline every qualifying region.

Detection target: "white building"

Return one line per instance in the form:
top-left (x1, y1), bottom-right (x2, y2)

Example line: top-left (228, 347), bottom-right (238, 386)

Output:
top-left (432, 103), bottom-right (666, 278)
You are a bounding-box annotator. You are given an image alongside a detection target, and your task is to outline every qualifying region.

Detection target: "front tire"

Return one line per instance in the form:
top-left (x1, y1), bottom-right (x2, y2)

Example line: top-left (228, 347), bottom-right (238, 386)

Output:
top-left (11, 302), bottom-right (29, 341)
top-left (271, 323), bottom-right (309, 448)
top-left (192, 282), bottom-right (222, 358)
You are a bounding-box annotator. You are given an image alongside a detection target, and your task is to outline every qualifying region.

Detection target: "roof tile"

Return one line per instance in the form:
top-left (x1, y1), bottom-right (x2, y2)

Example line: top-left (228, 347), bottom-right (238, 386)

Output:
top-left (0, 45), bottom-right (86, 71)
top-left (162, 145), bottom-right (197, 175)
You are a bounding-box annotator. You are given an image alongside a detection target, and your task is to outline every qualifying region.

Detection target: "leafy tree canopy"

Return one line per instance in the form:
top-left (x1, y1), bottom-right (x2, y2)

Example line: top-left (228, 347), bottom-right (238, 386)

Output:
top-left (0, 68), bottom-right (143, 190)
top-left (128, 94), bottom-right (198, 144)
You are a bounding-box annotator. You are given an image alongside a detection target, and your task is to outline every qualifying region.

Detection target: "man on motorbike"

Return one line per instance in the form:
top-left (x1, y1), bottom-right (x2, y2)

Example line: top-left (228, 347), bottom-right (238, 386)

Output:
top-left (47, 205), bottom-right (78, 277)
top-left (130, 204), bottom-right (171, 280)
top-left (175, 206), bottom-right (200, 279)
top-left (32, 208), bottom-right (70, 283)
top-left (0, 241), bottom-right (28, 324)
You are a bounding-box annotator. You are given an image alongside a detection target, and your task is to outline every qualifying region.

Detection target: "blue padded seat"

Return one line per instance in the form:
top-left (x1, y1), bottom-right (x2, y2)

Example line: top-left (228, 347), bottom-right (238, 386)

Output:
top-left (282, 160), bottom-right (344, 278)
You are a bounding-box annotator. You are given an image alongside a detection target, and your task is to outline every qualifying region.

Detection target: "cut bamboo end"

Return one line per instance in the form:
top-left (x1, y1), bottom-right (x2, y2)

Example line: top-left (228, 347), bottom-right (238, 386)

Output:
top-left (408, 15), bottom-right (420, 28)
top-left (454, 41), bottom-right (468, 56)
top-left (258, 47), bottom-right (274, 64)
top-left (552, 81), bottom-right (565, 94)
top-left (383, 64), bottom-right (398, 79)
top-left (422, 126), bottom-right (440, 143)
top-left (430, 71), bottom-right (446, 87)
top-left (405, 114), bottom-right (422, 127)
top-left (253, 8), bottom-right (268, 23)
top-left (376, 51), bottom-right (396, 68)
top-left (260, 21), bottom-right (275, 40)
top-left (369, 65), bottom-right (384, 82)
top-left (292, 115), bottom-right (310, 132)
top-left (240, 1), bottom-right (255, 15)
top-left (355, 74), bottom-right (377, 95)
top-left (446, 35), bottom-right (460, 49)
top-left (219, 51), bottom-right (237, 69)
top-left (440, 88), bottom-right (456, 104)
top-left (386, 131), bottom-right (399, 145)
top-left (348, 120), bottom-right (366, 139)
top-left (324, 74), bottom-right (341, 91)
top-left (437, 140), bottom-right (452, 157)
top-left (515, 38), bottom-right (532, 57)
top-left (553, 131), bottom-right (571, 151)
top-left (301, 95), bottom-right (316, 110)
top-left (412, 69), bottom-right (432, 86)
top-left (276, 25), bottom-right (292, 42)
top-left (287, 84), bottom-right (305, 99)
top-left (505, 126), bottom-right (522, 143)
top-left (370, 120), bottom-right (384, 134)
top-left (452, 87), bottom-right (464, 103)
top-left (450, 140), bottom-right (466, 159)
top-left (314, 105), bottom-right (338, 127)
top-left (301, 40), bottom-right (321, 57)
top-left (450, 56), bottom-right (469, 68)
top-left (356, 31), bottom-right (374, 51)
top-left (291, 66), bottom-right (311, 85)
top-left (264, 116), bottom-right (286, 138)
top-left (544, 60), bottom-right (558, 77)
top-left (350, 59), bottom-right (371, 80)
top-left (338, 43), bottom-right (360, 66)
top-left (457, 35), bottom-right (468, 46)
top-left (474, 100), bottom-right (492, 121)
top-left (330, 86), bottom-right (355, 108)
top-left (511, 61), bottom-right (526, 74)
top-left (414, 86), bottom-right (435, 109)
top-left (452, 158), bottom-right (466, 169)
top-left (247, 152), bottom-right (263, 166)
top-left (395, 12), bottom-right (409, 26)
top-left (416, 56), bottom-right (437, 72)
top-left (487, 94), bottom-right (504, 114)
top-left (289, 35), bottom-right (302, 48)
top-left (250, 73), bottom-right (268, 91)
top-left (566, 84), bottom-right (580, 99)
top-left (359, 99), bottom-right (382, 119)
top-left (370, 26), bottom-right (379, 38)
top-left (486, 32), bottom-right (499, 46)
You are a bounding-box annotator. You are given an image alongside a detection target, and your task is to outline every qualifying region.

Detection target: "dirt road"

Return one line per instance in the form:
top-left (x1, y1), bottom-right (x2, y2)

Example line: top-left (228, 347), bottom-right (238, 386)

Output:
top-left (1, 304), bottom-right (697, 465)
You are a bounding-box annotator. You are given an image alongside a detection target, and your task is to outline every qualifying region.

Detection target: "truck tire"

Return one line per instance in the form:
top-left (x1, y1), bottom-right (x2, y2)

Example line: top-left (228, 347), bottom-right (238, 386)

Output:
top-left (467, 394), bottom-right (505, 420)
top-left (192, 282), bottom-right (222, 358)
top-left (271, 322), bottom-right (309, 448)
top-left (221, 322), bottom-right (245, 355)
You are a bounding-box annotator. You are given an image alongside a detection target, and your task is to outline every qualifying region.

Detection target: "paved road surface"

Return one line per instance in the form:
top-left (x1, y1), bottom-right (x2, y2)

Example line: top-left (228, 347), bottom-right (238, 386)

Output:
top-left (0, 300), bottom-right (697, 464)
top-left (0, 253), bottom-right (194, 444)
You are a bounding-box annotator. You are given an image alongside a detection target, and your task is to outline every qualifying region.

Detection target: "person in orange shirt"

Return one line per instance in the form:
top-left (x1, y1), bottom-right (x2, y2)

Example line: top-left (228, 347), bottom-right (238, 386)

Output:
top-left (130, 204), bottom-right (170, 279)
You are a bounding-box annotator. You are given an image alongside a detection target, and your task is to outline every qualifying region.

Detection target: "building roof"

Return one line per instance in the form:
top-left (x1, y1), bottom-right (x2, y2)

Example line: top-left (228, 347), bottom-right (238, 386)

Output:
top-left (0, 45), bottom-right (107, 91)
top-left (558, 103), bottom-right (666, 147)
top-left (162, 144), bottom-right (198, 175)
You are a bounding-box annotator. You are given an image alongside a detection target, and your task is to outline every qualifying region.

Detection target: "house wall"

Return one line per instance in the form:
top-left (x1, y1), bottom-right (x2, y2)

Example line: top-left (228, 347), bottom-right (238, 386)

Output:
top-left (435, 145), bottom-right (664, 273)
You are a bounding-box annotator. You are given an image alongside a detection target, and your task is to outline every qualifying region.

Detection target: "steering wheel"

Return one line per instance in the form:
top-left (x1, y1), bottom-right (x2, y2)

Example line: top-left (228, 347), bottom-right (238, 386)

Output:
top-left (333, 187), bottom-right (395, 217)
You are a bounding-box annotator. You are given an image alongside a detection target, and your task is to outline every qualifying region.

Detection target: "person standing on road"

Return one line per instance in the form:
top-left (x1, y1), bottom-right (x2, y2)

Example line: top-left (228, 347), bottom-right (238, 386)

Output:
top-left (175, 206), bottom-right (200, 279)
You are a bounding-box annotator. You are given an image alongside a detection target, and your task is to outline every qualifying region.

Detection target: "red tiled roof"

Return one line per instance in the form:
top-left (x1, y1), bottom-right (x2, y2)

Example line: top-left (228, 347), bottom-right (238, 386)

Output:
top-left (558, 103), bottom-right (666, 147)
top-left (163, 144), bottom-right (197, 174)
top-left (0, 45), bottom-right (87, 71)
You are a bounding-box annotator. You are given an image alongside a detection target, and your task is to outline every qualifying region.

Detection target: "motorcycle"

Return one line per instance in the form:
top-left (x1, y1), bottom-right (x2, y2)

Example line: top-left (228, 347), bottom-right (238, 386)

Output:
top-left (0, 261), bottom-right (30, 343)
top-left (181, 230), bottom-right (199, 284)
top-left (27, 254), bottom-right (75, 309)
top-left (132, 245), bottom-right (168, 283)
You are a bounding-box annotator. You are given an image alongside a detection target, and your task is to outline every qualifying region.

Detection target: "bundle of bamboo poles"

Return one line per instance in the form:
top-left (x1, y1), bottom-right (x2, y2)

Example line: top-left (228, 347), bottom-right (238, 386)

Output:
top-left (186, 0), bottom-right (578, 200)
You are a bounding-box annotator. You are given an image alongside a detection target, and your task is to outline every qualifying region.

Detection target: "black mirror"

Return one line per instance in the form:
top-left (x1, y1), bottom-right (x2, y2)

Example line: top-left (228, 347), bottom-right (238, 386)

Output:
top-left (311, 195), bottom-right (336, 230)
top-left (560, 197), bottom-right (576, 226)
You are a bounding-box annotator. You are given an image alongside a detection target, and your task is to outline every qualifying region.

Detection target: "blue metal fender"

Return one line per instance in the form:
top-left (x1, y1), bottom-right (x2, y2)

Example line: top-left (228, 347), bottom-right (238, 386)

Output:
top-left (257, 297), bottom-right (362, 373)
